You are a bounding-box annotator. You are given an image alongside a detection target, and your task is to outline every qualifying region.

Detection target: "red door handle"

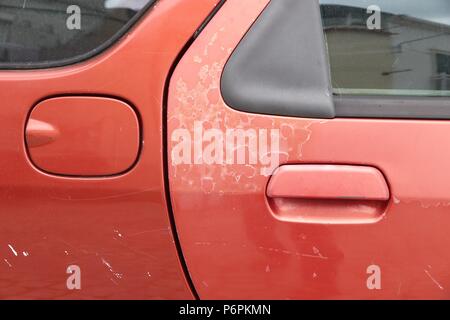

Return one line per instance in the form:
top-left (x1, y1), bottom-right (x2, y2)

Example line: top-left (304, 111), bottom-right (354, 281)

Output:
top-left (266, 165), bottom-right (390, 224)
top-left (267, 165), bottom-right (390, 201)
top-left (25, 119), bottom-right (60, 148)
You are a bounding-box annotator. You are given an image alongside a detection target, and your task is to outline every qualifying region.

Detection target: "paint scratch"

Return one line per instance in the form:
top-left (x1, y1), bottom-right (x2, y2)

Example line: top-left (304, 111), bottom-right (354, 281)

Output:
top-left (102, 258), bottom-right (123, 280)
top-left (4, 259), bottom-right (12, 268)
top-left (424, 269), bottom-right (444, 290)
top-left (8, 244), bottom-right (18, 256)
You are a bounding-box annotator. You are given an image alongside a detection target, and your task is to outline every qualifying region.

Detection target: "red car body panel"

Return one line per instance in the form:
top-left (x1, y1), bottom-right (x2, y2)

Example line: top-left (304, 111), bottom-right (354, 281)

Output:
top-left (1, 0), bottom-right (449, 300)
top-left (168, 0), bottom-right (450, 299)
top-left (0, 0), bottom-right (220, 299)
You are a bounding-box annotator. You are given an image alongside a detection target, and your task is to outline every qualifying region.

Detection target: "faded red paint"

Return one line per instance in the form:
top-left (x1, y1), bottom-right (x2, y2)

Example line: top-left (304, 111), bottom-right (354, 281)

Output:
top-left (0, 0), bottom-right (220, 299)
top-left (168, 0), bottom-right (450, 299)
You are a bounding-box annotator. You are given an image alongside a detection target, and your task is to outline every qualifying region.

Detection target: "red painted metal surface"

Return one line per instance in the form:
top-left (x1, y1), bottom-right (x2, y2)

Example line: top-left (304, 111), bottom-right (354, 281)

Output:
top-left (168, 0), bottom-right (450, 299)
top-left (26, 96), bottom-right (140, 176)
top-left (0, 0), bottom-right (220, 299)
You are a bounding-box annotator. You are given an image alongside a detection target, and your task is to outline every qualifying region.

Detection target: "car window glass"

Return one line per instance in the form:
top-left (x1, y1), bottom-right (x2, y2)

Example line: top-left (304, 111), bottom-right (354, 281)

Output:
top-left (0, 0), bottom-right (155, 68)
top-left (320, 0), bottom-right (450, 96)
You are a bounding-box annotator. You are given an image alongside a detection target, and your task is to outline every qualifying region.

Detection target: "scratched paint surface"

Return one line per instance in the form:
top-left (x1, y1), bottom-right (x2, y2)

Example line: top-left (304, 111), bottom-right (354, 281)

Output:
top-left (168, 0), bottom-right (450, 299)
top-left (0, 0), bottom-right (222, 299)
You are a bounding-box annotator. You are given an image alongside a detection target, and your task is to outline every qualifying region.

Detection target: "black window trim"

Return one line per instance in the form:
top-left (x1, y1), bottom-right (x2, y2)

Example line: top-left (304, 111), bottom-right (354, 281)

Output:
top-left (220, 0), bottom-right (450, 120)
top-left (334, 95), bottom-right (450, 120)
top-left (0, 0), bottom-right (158, 70)
top-left (221, 0), bottom-right (335, 119)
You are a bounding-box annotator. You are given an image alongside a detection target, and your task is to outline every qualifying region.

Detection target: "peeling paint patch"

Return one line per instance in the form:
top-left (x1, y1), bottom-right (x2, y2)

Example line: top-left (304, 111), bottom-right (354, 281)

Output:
top-left (194, 55), bottom-right (202, 63)
top-left (113, 229), bottom-right (123, 238)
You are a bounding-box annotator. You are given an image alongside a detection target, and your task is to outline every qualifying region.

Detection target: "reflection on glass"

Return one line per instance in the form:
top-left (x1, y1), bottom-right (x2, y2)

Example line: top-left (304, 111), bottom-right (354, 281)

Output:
top-left (105, 0), bottom-right (149, 11)
top-left (0, 0), bottom-right (155, 65)
top-left (320, 0), bottom-right (450, 95)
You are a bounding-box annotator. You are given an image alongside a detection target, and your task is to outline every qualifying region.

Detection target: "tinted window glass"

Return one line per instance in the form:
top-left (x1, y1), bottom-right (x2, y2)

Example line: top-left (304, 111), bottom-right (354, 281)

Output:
top-left (0, 0), bottom-right (155, 67)
top-left (320, 0), bottom-right (450, 96)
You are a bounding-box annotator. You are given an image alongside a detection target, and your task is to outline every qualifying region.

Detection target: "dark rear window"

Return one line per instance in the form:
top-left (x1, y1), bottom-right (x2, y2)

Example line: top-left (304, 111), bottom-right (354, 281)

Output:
top-left (0, 0), bottom-right (156, 68)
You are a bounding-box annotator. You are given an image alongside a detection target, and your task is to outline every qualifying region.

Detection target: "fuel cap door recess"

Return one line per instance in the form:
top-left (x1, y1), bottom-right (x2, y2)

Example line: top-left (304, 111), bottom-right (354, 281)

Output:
top-left (25, 96), bottom-right (140, 177)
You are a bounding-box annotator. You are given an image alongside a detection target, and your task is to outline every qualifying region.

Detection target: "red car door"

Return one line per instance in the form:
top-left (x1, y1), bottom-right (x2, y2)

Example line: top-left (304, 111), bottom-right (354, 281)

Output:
top-left (0, 0), bottom-right (221, 299)
top-left (168, 0), bottom-right (450, 299)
